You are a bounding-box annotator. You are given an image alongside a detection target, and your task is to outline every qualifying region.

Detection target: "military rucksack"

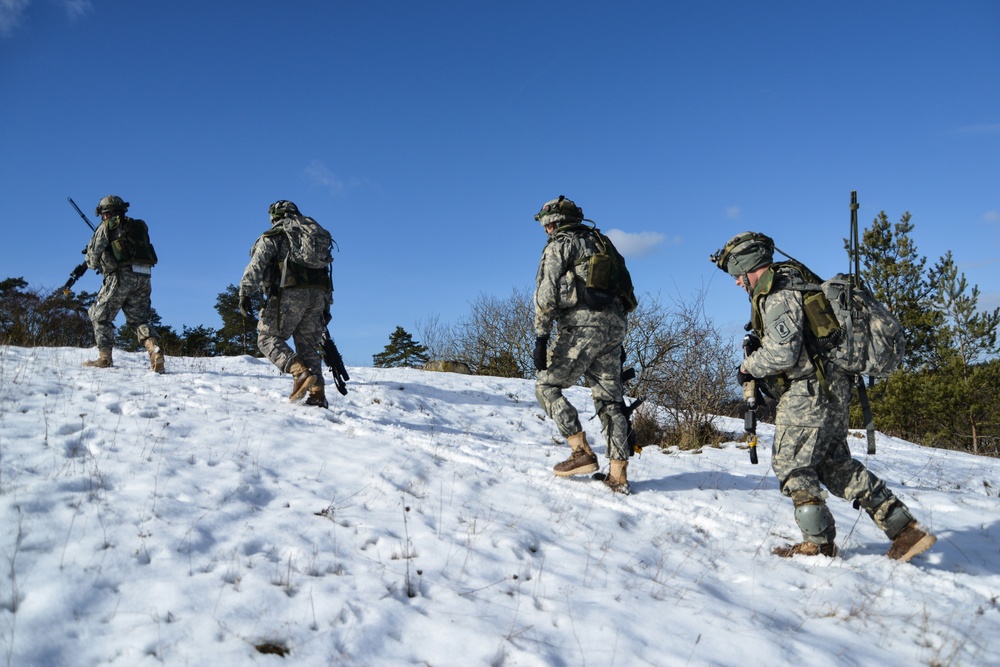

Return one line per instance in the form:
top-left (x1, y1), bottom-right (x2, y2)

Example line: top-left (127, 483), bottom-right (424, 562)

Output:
top-left (108, 216), bottom-right (157, 266)
top-left (264, 214), bottom-right (335, 290)
top-left (756, 261), bottom-right (905, 379)
top-left (573, 228), bottom-right (638, 313)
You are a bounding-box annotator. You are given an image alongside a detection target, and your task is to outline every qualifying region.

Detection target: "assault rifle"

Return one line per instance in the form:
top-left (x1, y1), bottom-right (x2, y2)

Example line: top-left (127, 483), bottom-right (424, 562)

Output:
top-left (59, 197), bottom-right (98, 294)
top-left (741, 331), bottom-right (760, 465)
top-left (321, 328), bottom-right (350, 395)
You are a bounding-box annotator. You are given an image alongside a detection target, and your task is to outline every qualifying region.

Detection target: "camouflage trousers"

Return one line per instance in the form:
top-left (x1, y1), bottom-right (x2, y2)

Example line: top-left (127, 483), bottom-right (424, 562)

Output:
top-left (89, 269), bottom-right (157, 350)
top-left (257, 288), bottom-right (327, 386)
top-left (772, 370), bottom-right (906, 537)
top-left (535, 319), bottom-right (629, 460)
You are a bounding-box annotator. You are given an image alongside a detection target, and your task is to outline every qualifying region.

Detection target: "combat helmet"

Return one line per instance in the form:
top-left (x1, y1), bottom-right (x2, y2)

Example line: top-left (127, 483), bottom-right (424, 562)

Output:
top-left (95, 195), bottom-right (129, 217)
top-left (534, 195), bottom-right (584, 228)
top-left (269, 200), bottom-right (300, 221)
top-left (710, 232), bottom-right (775, 277)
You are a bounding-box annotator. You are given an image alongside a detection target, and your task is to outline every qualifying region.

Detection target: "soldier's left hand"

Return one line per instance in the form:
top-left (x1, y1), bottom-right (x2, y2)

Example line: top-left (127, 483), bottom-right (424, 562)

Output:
top-left (239, 295), bottom-right (254, 319)
top-left (736, 365), bottom-right (754, 386)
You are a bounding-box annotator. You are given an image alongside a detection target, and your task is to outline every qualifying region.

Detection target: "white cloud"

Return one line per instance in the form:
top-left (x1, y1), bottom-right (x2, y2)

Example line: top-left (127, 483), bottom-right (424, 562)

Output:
top-left (0, 0), bottom-right (30, 38)
top-left (725, 205), bottom-right (741, 219)
top-left (62, 0), bottom-right (93, 19)
top-left (304, 160), bottom-right (346, 196)
top-left (983, 210), bottom-right (999, 223)
top-left (604, 228), bottom-right (670, 257)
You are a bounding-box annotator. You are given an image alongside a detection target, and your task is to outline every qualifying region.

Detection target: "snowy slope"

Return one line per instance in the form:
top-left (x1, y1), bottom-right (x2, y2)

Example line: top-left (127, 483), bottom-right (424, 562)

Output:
top-left (0, 345), bottom-right (998, 667)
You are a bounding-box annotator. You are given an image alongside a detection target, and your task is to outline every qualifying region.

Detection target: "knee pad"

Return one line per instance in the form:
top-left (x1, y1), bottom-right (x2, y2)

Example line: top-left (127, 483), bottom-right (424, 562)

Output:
top-left (794, 501), bottom-right (836, 541)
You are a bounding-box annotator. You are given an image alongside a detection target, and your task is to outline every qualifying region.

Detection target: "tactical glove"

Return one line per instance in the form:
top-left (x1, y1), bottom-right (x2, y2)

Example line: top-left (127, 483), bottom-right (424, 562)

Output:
top-left (533, 336), bottom-right (550, 371)
top-left (736, 366), bottom-right (754, 386)
top-left (239, 295), bottom-right (254, 319)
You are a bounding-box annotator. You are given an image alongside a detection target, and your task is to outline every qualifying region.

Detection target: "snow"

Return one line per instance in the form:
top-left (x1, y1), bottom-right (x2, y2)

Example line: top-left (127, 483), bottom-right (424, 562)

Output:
top-left (1, 345), bottom-right (998, 667)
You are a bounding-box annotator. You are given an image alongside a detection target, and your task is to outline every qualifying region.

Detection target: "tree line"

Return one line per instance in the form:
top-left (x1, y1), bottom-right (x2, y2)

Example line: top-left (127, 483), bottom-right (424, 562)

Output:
top-left (3, 210), bottom-right (998, 456)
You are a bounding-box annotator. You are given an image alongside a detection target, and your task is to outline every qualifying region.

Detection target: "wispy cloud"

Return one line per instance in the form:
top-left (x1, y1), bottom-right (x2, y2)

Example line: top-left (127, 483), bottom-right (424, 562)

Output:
top-left (0, 0), bottom-right (30, 38)
top-left (954, 123), bottom-right (1000, 135)
top-left (724, 205), bottom-right (741, 220)
top-left (62, 0), bottom-right (93, 19)
top-left (984, 210), bottom-right (999, 223)
top-left (604, 229), bottom-right (673, 258)
top-left (304, 160), bottom-right (347, 196)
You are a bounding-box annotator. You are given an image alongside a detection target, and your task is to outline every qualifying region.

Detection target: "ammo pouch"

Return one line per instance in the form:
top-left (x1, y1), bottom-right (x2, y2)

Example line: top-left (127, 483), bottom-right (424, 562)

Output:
top-left (579, 252), bottom-right (617, 310)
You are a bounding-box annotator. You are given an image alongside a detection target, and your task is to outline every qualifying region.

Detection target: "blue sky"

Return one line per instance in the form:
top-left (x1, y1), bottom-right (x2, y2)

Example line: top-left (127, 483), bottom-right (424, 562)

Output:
top-left (2, 1), bottom-right (997, 366)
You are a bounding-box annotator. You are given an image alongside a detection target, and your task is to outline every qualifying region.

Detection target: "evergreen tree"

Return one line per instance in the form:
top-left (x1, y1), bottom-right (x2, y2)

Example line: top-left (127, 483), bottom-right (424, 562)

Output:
top-left (181, 325), bottom-right (217, 357)
top-left (373, 326), bottom-right (429, 368)
top-left (213, 284), bottom-right (264, 356)
top-left (925, 251), bottom-right (1000, 454)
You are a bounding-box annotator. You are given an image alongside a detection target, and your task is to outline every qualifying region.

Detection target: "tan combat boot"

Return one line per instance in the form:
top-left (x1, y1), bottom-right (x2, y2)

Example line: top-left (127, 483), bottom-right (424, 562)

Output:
top-left (83, 349), bottom-right (113, 368)
top-left (887, 522), bottom-right (936, 563)
top-left (553, 431), bottom-right (599, 477)
top-left (772, 542), bottom-right (838, 558)
top-left (144, 338), bottom-right (165, 373)
top-left (603, 459), bottom-right (631, 495)
top-left (305, 385), bottom-right (328, 409)
top-left (288, 359), bottom-right (318, 402)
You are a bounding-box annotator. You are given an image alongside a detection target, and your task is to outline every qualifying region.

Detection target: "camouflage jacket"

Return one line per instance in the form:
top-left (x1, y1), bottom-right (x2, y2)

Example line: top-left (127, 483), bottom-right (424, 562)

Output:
top-left (742, 266), bottom-right (816, 383)
top-left (533, 223), bottom-right (625, 337)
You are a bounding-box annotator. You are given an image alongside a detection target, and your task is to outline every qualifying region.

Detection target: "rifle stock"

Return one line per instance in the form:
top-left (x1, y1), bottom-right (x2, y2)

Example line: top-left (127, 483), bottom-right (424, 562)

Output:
top-left (321, 329), bottom-right (350, 395)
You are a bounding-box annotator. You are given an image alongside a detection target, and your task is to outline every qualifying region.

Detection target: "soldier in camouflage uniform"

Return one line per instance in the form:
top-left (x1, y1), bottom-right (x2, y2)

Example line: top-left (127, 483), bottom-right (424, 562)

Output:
top-left (533, 196), bottom-right (632, 494)
top-left (712, 232), bottom-right (936, 562)
top-left (239, 200), bottom-right (331, 408)
top-left (83, 195), bottom-right (165, 373)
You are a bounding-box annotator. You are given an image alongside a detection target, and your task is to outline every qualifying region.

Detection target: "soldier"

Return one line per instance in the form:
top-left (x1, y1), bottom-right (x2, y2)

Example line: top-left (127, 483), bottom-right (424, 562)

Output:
top-left (83, 195), bottom-right (164, 373)
top-left (711, 231), bottom-right (936, 562)
top-left (239, 200), bottom-right (333, 408)
top-left (532, 196), bottom-right (636, 494)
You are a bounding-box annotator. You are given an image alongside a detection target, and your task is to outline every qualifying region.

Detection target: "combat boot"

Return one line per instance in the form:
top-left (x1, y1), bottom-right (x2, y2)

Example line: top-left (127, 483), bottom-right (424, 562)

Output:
top-left (83, 349), bottom-right (113, 368)
top-left (772, 541), bottom-right (838, 558)
top-left (144, 337), bottom-right (165, 373)
top-left (305, 385), bottom-right (328, 409)
top-left (288, 359), bottom-right (318, 402)
top-left (553, 431), bottom-right (599, 477)
top-left (602, 459), bottom-right (630, 495)
top-left (887, 522), bottom-right (936, 563)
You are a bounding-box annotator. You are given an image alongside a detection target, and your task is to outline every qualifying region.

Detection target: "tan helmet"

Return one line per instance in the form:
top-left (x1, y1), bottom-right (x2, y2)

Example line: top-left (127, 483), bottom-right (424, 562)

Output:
top-left (534, 195), bottom-right (583, 228)
top-left (95, 195), bottom-right (129, 217)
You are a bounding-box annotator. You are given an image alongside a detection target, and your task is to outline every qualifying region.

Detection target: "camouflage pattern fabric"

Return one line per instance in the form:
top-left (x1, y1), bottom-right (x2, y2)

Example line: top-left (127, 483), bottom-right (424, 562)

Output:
top-left (256, 288), bottom-right (327, 386)
top-left (534, 223), bottom-right (630, 460)
top-left (536, 320), bottom-right (630, 460)
top-left (241, 222), bottom-right (332, 385)
top-left (85, 218), bottom-right (158, 349)
top-left (744, 275), bottom-right (911, 540)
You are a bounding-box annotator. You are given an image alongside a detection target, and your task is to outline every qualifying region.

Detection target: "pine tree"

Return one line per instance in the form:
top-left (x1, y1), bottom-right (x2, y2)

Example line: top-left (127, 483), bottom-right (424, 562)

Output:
top-left (213, 284), bottom-right (264, 356)
top-left (373, 326), bottom-right (429, 368)
top-left (926, 251), bottom-right (1000, 454)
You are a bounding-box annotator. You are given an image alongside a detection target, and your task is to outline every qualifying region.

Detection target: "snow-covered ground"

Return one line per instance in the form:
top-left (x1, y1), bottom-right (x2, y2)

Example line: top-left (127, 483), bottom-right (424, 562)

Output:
top-left (1, 345), bottom-right (997, 666)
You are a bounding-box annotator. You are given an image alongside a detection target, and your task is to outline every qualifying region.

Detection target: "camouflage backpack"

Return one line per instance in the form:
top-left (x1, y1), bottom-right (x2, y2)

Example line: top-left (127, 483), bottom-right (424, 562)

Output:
top-left (277, 215), bottom-right (333, 269)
